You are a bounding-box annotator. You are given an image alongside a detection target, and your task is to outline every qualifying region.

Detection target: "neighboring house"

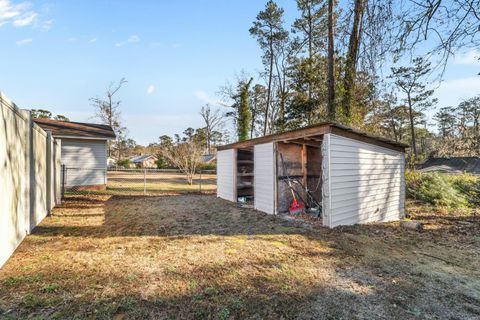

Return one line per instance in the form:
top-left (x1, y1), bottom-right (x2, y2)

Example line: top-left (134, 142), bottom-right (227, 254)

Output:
top-left (130, 154), bottom-right (158, 168)
top-left (417, 157), bottom-right (480, 175)
top-left (34, 118), bottom-right (116, 189)
top-left (217, 122), bottom-right (408, 228)
top-left (203, 154), bottom-right (217, 164)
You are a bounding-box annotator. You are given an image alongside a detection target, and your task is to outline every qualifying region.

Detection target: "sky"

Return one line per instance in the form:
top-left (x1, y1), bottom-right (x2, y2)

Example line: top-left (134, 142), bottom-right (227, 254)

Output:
top-left (0, 0), bottom-right (479, 145)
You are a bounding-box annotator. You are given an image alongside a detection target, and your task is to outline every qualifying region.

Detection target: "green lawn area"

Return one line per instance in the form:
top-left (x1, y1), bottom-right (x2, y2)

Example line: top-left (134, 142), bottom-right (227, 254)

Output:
top-left (0, 195), bottom-right (479, 319)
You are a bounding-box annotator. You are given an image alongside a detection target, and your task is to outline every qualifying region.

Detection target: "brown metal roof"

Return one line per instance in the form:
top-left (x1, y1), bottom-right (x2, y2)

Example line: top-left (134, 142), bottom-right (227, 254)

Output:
top-left (33, 118), bottom-right (116, 139)
top-left (217, 122), bottom-right (408, 152)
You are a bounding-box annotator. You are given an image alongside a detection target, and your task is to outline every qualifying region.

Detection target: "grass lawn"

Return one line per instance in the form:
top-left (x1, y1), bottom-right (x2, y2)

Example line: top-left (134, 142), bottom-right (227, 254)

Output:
top-left (0, 195), bottom-right (479, 319)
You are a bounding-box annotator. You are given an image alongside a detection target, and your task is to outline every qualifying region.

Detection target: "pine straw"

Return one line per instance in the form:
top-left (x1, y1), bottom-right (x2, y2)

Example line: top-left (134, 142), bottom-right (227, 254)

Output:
top-left (0, 196), bottom-right (479, 319)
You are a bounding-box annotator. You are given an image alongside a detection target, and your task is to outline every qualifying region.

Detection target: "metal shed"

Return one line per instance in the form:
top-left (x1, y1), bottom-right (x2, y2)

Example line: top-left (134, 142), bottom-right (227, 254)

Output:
top-left (216, 123), bottom-right (408, 228)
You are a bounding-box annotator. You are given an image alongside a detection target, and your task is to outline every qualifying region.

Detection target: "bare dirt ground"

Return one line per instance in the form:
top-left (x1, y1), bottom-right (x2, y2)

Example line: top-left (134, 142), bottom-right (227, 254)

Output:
top-left (0, 195), bottom-right (479, 319)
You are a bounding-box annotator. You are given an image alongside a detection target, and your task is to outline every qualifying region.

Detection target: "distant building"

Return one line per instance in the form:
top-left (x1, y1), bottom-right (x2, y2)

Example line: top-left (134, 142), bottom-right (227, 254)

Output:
top-left (129, 154), bottom-right (158, 168)
top-left (34, 118), bottom-right (116, 189)
top-left (417, 157), bottom-right (480, 175)
top-left (203, 154), bottom-right (217, 164)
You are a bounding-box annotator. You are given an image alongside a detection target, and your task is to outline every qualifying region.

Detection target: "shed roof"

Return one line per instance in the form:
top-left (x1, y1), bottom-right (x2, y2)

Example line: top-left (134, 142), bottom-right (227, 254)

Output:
top-left (417, 157), bottom-right (480, 174)
top-left (33, 118), bottom-right (116, 140)
top-left (217, 122), bottom-right (408, 152)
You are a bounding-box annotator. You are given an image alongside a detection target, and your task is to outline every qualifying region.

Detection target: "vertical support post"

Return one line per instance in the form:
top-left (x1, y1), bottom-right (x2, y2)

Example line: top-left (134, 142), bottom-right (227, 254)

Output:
top-left (301, 144), bottom-right (307, 187)
top-left (46, 130), bottom-right (52, 215)
top-left (199, 170), bottom-right (202, 194)
top-left (143, 168), bottom-right (146, 195)
top-left (61, 164), bottom-right (66, 201)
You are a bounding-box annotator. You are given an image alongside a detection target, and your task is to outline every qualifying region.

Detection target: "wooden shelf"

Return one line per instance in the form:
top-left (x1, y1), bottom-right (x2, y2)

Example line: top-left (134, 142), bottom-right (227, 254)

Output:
top-left (237, 160), bottom-right (254, 164)
top-left (237, 173), bottom-right (254, 177)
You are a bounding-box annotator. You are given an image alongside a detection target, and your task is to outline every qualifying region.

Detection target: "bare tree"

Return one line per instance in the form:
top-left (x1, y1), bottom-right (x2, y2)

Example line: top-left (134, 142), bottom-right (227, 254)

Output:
top-left (199, 104), bottom-right (224, 153)
top-left (327, 0), bottom-right (336, 120)
top-left (397, 0), bottom-right (480, 73)
top-left (90, 78), bottom-right (127, 156)
top-left (161, 141), bottom-right (204, 185)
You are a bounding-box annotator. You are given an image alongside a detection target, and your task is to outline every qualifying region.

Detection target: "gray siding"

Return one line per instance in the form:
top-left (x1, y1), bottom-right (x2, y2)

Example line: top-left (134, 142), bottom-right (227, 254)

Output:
top-left (254, 142), bottom-right (275, 214)
top-left (322, 134), bottom-right (405, 227)
top-left (61, 139), bottom-right (107, 186)
top-left (217, 149), bottom-right (236, 202)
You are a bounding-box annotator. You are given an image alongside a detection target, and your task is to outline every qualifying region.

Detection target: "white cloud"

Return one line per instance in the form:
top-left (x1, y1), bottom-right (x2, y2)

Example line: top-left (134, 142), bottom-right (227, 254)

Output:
top-left (194, 90), bottom-right (226, 106)
top-left (453, 49), bottom-right (480, 65)
top-left (147, 85), bottom-right (155, 94)
top-left (42, 19), bottom-right (54, 30)
top-left (88, 37), bottom-right (97, 43)
top-left (0, 0), bottom-right (38, 27)
top-left (16, 37), bottom-right (32, 46)
top-left (115, 34), bottom-right (140, 47)
top-left (171, 42), bottom-right (182, 48)
top-left (13, 11), bottom-right (36, 26)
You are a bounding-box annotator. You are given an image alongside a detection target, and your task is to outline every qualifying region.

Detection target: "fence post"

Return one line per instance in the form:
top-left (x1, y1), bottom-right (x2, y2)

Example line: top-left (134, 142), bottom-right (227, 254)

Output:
top-left (143, 168), bottom-right (147, 195)
top-left (61, 164), bottom-right (66, 201)
top-left (199, 170), bottom-right (202, 194)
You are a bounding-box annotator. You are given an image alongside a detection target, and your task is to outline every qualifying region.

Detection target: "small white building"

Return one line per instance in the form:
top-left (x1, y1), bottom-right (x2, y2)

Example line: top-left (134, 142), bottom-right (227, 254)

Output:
top-left (216, 123), bottom-right (407, 228)
top-left (34, 118), bottom-right (116, 189)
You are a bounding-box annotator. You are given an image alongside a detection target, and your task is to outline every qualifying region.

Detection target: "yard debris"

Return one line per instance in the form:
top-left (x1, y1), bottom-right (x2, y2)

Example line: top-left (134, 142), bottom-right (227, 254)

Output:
top-left (400, 220), bottom-right (423, 231)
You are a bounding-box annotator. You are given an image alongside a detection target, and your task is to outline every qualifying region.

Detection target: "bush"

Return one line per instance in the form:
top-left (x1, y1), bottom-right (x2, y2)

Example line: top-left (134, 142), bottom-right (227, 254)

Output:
top-left (406, 170), bottom-right (479, 208)
top-left (197, 162), bottom-right (216, 171)
top-left (116, 159), bottom-right (131, 168)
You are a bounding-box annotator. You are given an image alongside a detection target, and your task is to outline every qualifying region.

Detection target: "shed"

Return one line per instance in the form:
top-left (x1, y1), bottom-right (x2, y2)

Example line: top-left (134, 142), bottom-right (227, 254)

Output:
top-left (216, 122), bottom-right (408, 228)
top-left (33, 118), bottom-right (116, 189)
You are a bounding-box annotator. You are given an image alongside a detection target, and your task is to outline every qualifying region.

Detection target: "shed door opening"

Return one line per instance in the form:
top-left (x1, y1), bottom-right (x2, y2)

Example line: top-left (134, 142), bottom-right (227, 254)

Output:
top-left (276, 139), bottom-right (322, 216)
top-left (236, 147), bottom-right (254, 205)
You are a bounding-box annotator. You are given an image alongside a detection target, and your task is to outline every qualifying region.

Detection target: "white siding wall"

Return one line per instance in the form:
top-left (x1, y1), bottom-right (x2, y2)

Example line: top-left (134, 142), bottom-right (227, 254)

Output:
top-left (61, 139), bottom-right (107, 186)
top-left (322, 134), bottom-right (405, 227)
top-left (254, 142), bottom-right (275, 214)
top-left (217, 149), bottom-right (236, 202)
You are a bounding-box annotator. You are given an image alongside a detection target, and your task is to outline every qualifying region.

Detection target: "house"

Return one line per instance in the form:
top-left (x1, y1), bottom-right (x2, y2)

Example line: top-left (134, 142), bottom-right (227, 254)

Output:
top-left (417, 157), bottom-right (480, 175)
top-left (216, 122), bottom-right (408, 228)
top-left (129, 154), bottom-right (158, 168)
top-left (33, 118), bottom-right (116, 189)
top-left (203, 154), bottom-right (217, 164)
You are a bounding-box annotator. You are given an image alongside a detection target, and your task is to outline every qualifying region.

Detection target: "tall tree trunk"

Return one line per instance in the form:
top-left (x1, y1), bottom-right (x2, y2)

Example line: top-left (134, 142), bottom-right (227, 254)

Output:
top-left (341, 0), bottom-right (365, 124)
top-left (407, 95), bottom-right (417, 157)
top-left (327, 0), bottom-right (336, 120)
top-left (264, 32), bottom-right (274, 136)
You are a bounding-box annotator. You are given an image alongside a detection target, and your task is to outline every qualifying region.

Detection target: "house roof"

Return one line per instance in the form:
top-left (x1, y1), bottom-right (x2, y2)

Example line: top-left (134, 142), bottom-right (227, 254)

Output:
top-left (130, 154), bottom-right (157, 163)
top-left (217, 122), bottom-right (408, 152)
top-left (203, 154), bottom-right (217, 163)
top-left (417, 157), bottom-right (480, 174)
top-left (33, 118), bottom-right (116, 139)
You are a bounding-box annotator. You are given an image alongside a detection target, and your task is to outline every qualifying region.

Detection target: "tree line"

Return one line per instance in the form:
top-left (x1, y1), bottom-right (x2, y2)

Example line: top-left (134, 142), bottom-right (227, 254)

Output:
top-left (219, 0), bottom-right (479, 163)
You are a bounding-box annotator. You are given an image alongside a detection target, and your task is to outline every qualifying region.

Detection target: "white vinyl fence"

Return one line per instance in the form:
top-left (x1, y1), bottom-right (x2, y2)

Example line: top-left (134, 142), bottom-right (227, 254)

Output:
top-left (0, 92), bottom-right (62, 268)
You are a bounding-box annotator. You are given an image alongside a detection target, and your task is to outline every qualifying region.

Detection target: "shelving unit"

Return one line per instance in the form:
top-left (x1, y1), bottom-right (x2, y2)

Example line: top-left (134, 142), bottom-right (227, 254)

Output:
top-left (236, 148), bottom-right (254, 200)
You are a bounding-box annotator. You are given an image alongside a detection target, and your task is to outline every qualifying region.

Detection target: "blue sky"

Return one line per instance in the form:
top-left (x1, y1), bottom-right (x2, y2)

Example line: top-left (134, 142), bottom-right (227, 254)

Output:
top-left (1, 0), bottom-right (479, 144)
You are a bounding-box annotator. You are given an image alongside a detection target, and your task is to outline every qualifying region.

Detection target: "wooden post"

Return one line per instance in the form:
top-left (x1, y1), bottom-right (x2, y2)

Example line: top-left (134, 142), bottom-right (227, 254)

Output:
top-left (301, 144), bottom-right (307, 186)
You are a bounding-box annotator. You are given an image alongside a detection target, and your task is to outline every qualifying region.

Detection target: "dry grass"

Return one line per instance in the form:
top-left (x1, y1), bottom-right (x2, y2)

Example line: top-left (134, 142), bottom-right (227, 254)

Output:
top-left (0, 196), bottom-right (479, 319)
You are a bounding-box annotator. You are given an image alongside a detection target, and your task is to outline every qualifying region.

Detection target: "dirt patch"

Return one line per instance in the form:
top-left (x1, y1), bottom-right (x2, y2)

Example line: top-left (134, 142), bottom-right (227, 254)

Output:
top-left (0, 196), bottom-right (479, 319)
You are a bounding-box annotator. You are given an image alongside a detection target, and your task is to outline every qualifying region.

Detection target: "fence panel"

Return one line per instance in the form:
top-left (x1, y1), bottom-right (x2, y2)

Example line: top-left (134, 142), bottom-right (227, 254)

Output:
top-left (63, 168), bottom-right (217, 196)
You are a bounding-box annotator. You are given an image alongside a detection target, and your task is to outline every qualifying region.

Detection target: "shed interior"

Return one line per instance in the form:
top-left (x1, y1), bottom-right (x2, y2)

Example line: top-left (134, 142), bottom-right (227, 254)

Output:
top-left (236, 147), bottom-right (254, 205)
top-left (276, 136), bottom-right (323, 215)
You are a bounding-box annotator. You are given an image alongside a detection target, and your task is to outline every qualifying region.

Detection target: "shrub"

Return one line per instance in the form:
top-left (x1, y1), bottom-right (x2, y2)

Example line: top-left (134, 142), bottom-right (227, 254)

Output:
top-left (116, 159), bottom-right (131, 168)
top-left (406, 171), bottom-right (479, 208)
